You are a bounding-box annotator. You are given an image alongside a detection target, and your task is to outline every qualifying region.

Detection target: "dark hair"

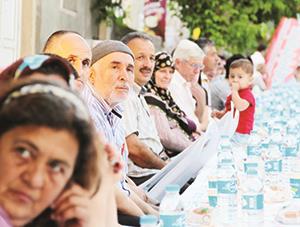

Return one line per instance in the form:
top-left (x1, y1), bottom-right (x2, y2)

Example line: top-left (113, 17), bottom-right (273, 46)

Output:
top-left (43, 30), bottom-right (81, 52)
top-left (0, 79), bottom-right (99, 226)
top-left (257, 43), bottom-right (267, 52)
top-left (121, 31), bottom-right (152, 44)
top-left (193, 37), bottom-right (215, 53)
top-left (0, 54), bottom-right (75, 84)
top-left (224, 54), bottom-right (245, 79)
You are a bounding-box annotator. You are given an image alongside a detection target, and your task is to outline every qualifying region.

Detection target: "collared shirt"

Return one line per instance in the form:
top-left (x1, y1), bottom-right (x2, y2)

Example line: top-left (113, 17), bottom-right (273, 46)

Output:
top-left (122, 83), bottom-right (162, 177)
top-left (168, 70), bottom-right (200, 129)
top-left (81, 83), bottom-right (129, 193)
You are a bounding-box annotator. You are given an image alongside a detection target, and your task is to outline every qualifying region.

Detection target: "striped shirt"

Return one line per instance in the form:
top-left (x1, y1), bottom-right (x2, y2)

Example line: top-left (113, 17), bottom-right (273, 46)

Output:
top-left (81, 83), bottom-right (129, 193)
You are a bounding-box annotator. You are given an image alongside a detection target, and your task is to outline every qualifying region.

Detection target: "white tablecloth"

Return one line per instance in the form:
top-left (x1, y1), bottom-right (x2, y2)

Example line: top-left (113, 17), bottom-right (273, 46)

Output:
top-left (181, 155), bottom-right (299, 227)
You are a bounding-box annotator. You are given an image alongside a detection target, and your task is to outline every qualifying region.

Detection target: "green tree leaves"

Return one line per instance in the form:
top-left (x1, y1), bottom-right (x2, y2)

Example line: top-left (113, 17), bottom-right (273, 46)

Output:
top-left (91, 0), bottom-right (123, 25)
top-left (169, 0), bottom-right (300, 54)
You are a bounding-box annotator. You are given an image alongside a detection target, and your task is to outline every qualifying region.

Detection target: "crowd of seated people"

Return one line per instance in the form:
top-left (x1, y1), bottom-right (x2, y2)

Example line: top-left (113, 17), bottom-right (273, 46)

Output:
top-left (0, 29), bottom-right (266, 226)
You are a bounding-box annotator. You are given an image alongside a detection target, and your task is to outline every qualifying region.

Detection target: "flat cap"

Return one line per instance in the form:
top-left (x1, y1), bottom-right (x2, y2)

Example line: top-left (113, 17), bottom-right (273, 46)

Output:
top-left (91, 40), bottom-right (134, 65)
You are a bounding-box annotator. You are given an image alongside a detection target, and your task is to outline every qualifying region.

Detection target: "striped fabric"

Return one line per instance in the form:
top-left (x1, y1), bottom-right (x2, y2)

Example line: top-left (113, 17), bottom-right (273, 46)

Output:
top-left (81, 83), bottom-right (129, 194)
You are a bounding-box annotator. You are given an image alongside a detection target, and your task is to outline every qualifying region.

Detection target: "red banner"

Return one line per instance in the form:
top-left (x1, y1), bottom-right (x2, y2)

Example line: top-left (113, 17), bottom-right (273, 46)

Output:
top-left (265, 17), bottom-right (300, 87)
top-left (144, 0), bottom-right (167, 40)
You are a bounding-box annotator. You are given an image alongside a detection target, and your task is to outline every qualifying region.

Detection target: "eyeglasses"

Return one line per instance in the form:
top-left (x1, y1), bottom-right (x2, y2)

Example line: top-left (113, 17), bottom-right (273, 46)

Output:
top-left (14, 55), bottom-right (50, 79)
top-left (183, 60), bottom-right (205, 70)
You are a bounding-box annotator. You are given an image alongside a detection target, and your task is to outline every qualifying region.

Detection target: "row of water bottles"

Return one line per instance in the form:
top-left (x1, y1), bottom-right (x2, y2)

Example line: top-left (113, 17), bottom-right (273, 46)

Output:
top-left (208, 124), bottom-right (300, 225)
top-left (209, 135), bottom-right (264, 225)
top-left (254, 83), bottom-right (300, 224)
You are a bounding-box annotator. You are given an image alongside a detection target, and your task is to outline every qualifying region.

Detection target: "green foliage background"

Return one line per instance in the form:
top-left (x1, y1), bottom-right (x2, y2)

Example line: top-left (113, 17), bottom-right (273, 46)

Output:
top-left (169, 0), bottom-right (300, 54)
top-left (91, 0), bottom-right (123, 25)
top-left (91, 0), bottom-right (300, 54)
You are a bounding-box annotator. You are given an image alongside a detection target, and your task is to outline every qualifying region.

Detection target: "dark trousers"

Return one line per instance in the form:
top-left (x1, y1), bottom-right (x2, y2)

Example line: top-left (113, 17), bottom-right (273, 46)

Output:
top-left (129, 173), bottom-right (155, 186)
top-left (118, 211), bottom-right (140, 226)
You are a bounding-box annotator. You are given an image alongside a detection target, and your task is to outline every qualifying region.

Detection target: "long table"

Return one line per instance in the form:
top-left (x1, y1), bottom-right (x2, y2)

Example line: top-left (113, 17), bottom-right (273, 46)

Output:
top-left (181, 155), bottom-right (299, 227)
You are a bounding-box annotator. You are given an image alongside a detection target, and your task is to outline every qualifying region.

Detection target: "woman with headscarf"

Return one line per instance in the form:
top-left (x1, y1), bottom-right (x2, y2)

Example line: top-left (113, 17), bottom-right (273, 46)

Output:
top-left (144, 52), bottom-right (199, 156)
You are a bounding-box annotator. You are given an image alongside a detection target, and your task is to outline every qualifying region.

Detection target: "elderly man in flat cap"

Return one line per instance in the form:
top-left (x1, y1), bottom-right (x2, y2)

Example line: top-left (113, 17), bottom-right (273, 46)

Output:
top-left (81, 40), bottom-right (158, 225)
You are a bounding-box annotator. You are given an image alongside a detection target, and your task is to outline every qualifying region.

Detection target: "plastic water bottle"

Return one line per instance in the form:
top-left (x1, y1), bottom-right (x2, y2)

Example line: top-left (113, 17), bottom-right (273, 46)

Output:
top-left (244, 145), bottom-right (264, 178)
top-left (270, 126), bottom-right (282, 145)
top-left (217, 136), bottom-right (234, 168)
top-left (159, 185), bottom-right (185, 227)
top-left (241, 164), bottom-right (264, 224)
top-left (276, 157), bottom-right (300, 225)
top-left (217, 146), bottom-right (238, 225)
top-left (282, 146), bottom-right (298, 175)
top-left (140, 215), bottom-right (159, 227)
top-left (264, 142), bottom-right (283, 187)
top-left (282, 126), bottom-right (298, 174)
top-left (207, 169), bottom-right (218, 208)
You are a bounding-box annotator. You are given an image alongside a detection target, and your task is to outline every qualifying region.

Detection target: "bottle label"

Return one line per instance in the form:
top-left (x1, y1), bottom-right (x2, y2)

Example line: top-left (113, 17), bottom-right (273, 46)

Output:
top-left (208, 195), bottom-right (218, 207)
top-left (160, 214), bottom-right (184, 227)
top-left (217, 180), bottom-right (237, 194)
top-left (244, 162), bottom-right (258, 173)
top-left (247, 147), bottom-right (260, 156)
top-left (290, 178), bottom-right (300, 199)
top-left (208, 179), bottom-right (217, 189)
top-left (220, 159), bottom-right (233, 165)
top-left (265, 160), bottom-right (282, 173)
top-left (284, 147), bottom-right (297, 157)
top-left (208, 178), bottom-right (218, 207)
top-left (242, 194), bottom-right (264, 210)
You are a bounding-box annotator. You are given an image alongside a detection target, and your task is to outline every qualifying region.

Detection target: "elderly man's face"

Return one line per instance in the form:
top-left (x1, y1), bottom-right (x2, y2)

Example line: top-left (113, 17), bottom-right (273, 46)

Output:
top-left (90, 52), bottom-right (134, 106)
top-left (176, 57), bottom-right (204, 82)
top-left (203, 45), bottom-right (221, 79)
top-left (127, 38), bottom-right (155, 86)
top-left (44, 33), bottom-right (92, 90)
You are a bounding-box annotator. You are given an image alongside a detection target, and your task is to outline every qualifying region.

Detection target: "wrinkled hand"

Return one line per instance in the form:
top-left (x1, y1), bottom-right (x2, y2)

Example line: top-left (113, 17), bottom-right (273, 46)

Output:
top-left (51, 184), bottom-right (90, 227)
top-left (95, 133), bottom-right (124, 185)
top-left (103, 143), bottom-right (124, 183)
top-left (190, 83), bottom-right (205, 101)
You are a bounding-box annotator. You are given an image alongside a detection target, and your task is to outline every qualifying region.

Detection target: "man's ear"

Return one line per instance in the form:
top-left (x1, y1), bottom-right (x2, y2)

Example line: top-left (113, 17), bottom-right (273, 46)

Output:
top-left (89, 67), bottom-right (95, 85)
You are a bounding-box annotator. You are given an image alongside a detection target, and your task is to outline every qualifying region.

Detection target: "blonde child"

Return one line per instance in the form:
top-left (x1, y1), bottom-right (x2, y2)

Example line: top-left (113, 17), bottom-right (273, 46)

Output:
top-left (213, 58), bottom-right (255, 145)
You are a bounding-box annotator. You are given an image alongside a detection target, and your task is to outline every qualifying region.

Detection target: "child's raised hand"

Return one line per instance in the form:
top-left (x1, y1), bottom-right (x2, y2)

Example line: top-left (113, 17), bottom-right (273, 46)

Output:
top-left (231, 81), bottom-right (240, 92)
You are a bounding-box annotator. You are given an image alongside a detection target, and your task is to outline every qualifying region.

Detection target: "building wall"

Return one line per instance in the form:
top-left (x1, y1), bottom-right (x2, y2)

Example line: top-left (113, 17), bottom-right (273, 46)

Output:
top-left (20, 0), bottom-right (97, 56)
top-left (37, 0), bottom-right (97, 52)
top-left (0, 0), bottom-right (21, 68)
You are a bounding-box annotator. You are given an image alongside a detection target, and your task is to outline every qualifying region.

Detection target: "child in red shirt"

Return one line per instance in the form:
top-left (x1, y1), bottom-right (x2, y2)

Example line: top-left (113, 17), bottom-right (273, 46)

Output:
top-left (213, 58), bottom-right (255, 145)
